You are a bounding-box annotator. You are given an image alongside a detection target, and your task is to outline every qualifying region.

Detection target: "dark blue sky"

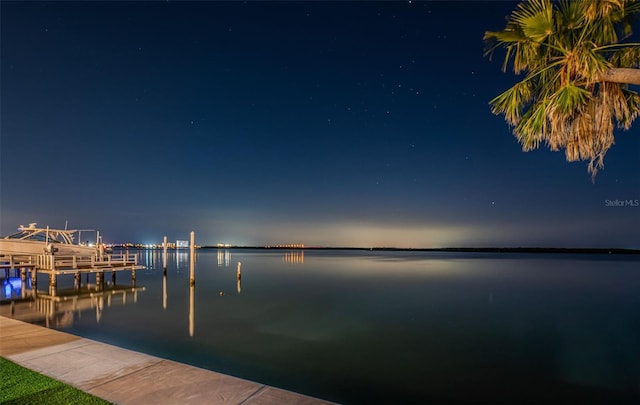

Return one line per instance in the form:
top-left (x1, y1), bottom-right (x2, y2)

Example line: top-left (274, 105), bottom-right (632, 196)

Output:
top-left (2, 1), bottom-right (639, 248)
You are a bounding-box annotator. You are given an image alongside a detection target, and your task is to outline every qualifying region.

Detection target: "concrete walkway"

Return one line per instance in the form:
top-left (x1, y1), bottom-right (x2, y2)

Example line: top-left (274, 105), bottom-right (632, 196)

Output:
top-left (0, 316), bottom-right (333, 404)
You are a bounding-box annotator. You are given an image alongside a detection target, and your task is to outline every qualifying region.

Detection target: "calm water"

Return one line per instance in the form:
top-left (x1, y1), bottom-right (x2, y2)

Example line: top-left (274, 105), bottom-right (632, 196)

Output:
top-left (5, 249), bottom-right (640, 403)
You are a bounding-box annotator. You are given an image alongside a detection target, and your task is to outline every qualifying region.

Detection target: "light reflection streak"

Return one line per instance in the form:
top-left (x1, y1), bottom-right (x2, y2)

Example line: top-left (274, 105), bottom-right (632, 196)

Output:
top-left (189, 283), bottom-right (195, 337)
top-left (283, 250), bottom-right (304, 264)
top-left (217, 249), bottom-right (231, 267)
top-left (163, 272), bottom-right (167, 309)
top-left (176, 251), bottom-right (188, 271)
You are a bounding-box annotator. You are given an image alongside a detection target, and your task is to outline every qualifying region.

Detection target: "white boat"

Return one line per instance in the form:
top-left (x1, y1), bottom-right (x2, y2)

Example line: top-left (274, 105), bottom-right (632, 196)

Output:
top-left (0, 223), bottom-right (98, 257)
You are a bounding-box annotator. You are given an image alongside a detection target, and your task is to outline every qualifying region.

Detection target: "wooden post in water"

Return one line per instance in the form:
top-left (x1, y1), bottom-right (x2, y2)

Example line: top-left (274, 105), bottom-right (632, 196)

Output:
top-left (189, 283), bottom-right (195, 337)
top-left (163, 272), bottom-right (167, 310)
top-left (98, 231), bottom-right (104, 259)
top-left (74, 272), bottom-right (81, 289)
top-left (31, 267), bottom-right (37, 288)
top-left (96, 272), bottom-right (103, 291)
top-left (49, 274), bottom-right (57, 296)
top-left (189, 231), bottom-right (195, 286)
top-left (163, 236), bottom-right (168, 274)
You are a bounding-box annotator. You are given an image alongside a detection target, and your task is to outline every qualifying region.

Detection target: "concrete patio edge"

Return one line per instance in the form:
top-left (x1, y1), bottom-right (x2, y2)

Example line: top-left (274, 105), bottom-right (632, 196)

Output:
top-left (0, 316), bottom-right (333, 404)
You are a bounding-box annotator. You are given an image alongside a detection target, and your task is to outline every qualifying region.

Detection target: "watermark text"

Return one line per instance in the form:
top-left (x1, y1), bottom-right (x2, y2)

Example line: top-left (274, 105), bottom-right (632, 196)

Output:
top-left (604, 199), bottom-right (639, 207)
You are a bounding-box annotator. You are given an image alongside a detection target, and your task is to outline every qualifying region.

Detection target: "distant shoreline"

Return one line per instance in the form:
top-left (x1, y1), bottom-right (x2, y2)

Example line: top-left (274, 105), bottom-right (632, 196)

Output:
top-left (194, 246), bottom-right (640, 255)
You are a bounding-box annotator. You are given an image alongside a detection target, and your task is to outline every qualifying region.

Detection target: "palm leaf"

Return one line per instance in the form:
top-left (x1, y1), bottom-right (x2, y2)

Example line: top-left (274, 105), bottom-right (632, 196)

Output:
top-left (514, 100), bottom-right (549, 150)
top-left (489, 81), bottom-right (534, 125)
top-left (511, 0), bottom-right (555, 43)
top-left (547, 83), bottom-right (591, 115)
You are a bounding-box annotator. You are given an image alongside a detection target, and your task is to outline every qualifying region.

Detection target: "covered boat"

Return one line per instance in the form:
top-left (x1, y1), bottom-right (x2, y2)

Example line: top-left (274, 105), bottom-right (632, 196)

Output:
top-left (0, 223), bottom-right (98, 257)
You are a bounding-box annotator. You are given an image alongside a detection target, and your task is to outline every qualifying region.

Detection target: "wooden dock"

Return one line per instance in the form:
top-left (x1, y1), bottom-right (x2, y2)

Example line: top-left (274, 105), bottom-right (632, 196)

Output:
top-left (1, 253), bottom-right (144, 291)
top-left (0, 255), bottom-right (37, 272)
top-left (34, 253), bottom-right (142, 275)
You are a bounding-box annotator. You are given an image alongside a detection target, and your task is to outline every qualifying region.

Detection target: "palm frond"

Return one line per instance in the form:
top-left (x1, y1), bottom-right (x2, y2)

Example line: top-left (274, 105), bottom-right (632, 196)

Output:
top-left (547, 83), bottom-right (592, 114)
top-left (511, 0), bottom-right (555, 43)
top-left (604, 45), bottom-right (640, 67)
top-left (489, 81), bottom-right (534, 125)
top-left (514, 100), bottom-right (549, 150)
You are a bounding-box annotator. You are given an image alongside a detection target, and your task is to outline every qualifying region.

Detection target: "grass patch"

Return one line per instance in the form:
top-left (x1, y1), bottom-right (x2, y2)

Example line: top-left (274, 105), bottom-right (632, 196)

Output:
top-left (0, 357), bottom-right (111, 405)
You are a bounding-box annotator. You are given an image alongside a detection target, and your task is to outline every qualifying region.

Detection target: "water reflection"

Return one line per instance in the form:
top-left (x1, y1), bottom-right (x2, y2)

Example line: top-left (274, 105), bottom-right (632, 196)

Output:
top-left (144, 249), bottom-right (158, 269)
top-left (176, 250), bottom-right (188, 270)
top-left (189, 244), bottom-right (196, 336)
top-left (1, 283), bottom-right (145, 328)
top-left (283, 250), bottom-right (304, 264)
top-left (163, 272), bottom-right (167, 309)
top-left (189, 283), bottom-right (195, 337)
top-left (2, 277), bottom-right (32, 300)
top-left (217, 249), bottom-right (231, 267)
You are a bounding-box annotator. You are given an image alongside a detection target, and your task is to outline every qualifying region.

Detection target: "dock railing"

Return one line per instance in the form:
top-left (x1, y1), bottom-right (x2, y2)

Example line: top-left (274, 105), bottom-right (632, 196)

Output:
top-left (35, 253), bottom-right (139, 272)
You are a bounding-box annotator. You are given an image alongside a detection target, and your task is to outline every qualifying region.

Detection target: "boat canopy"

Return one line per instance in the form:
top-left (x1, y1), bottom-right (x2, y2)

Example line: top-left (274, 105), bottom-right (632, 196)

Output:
top-left (4, 225), bottom-right (77, 244)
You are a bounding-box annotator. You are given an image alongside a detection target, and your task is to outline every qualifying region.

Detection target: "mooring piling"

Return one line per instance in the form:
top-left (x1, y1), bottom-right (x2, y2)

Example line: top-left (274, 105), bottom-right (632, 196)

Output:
top-left (163, 235), bottom-right (168, 274)
top-left (189, 231), bottom-right (195, 286)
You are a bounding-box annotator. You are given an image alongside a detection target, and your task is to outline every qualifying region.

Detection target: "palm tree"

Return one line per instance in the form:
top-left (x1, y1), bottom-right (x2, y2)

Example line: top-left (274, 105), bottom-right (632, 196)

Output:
top-left (484, 0), bottom-right (640, 179)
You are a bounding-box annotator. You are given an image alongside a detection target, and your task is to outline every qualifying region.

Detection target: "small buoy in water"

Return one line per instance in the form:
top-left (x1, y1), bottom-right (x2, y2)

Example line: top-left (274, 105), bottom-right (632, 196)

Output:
top-left (219, 291), bottom-right (224, 296)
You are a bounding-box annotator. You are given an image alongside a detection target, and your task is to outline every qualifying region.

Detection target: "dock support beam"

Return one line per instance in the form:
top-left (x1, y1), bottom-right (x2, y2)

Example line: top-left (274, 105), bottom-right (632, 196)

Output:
top-left (74, 272), bottom-right (81, 289)
top-left (96, 272), bottom-right (104, 291)
top-left (49, 274), bottom-right (57, 296)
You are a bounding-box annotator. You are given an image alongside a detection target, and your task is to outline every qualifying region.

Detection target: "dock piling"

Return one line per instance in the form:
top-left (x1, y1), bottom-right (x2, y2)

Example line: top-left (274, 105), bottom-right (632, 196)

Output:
top-left (163, 236), bottom-right (168, 274)
top-left (189, 231), bottom-right (195, 286)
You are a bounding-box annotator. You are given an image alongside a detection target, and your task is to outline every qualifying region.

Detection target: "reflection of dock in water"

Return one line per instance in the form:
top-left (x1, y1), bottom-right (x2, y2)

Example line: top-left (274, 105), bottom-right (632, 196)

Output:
top-left (0, 284), bottom-right (145, 327)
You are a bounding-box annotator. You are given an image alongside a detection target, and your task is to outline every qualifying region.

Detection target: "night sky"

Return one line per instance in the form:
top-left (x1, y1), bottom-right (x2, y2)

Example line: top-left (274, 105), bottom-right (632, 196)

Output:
top-left (2, 1), bottom-right (639, 248)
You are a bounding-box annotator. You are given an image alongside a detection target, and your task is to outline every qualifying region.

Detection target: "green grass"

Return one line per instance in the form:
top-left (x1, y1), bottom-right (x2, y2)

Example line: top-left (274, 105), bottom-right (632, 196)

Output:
top-left (0, 357), bottom-right (111, 405)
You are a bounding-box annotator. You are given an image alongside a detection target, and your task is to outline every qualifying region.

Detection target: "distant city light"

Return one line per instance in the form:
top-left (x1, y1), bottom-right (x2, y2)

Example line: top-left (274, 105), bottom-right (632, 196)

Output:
top-left (176, 240), bottom-right (189, 248)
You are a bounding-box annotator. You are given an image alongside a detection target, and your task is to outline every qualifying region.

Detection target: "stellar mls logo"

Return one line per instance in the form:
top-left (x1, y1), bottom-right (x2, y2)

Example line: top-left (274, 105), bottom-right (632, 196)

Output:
top-left (605, 199), bottom-right (639, 207)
